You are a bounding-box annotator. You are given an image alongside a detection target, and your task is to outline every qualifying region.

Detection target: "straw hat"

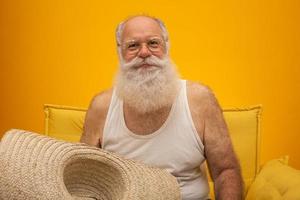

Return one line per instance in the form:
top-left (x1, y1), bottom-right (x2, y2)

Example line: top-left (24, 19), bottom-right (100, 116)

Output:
top-left (0, 129), bottom-right (181, 200)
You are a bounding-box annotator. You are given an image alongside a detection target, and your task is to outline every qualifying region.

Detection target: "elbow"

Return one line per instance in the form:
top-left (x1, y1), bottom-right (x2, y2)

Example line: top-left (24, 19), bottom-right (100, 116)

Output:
top-left (214, 166), bottom-right (244, 200)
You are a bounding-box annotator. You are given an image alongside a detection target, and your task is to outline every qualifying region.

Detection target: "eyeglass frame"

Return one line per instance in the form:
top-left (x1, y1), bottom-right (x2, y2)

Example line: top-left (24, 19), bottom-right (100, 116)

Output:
top-left (118, 36), bottom-right (167, 55)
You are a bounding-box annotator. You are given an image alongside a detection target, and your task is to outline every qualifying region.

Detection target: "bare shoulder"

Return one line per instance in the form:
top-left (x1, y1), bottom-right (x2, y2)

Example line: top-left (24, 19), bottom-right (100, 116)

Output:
top-left (186, 80), bottom-right (220, 141)
top-left (186, 80), bottom-right (219, 112)
top-left (80, 88), bottom-right (113, 147)
top-left (89, 89), bottom-right (113, 113)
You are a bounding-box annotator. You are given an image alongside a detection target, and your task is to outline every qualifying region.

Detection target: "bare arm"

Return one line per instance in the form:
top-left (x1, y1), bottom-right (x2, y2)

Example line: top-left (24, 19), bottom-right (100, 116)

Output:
top-left (203, 88), bottom-right (243, 199)
top-left (80, 90), bottom-right (112, 148)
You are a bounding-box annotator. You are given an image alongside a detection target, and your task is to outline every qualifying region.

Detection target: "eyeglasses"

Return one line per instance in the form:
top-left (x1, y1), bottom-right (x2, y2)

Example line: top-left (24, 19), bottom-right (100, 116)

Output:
top-left (120, 37), bottom-right (165, 55)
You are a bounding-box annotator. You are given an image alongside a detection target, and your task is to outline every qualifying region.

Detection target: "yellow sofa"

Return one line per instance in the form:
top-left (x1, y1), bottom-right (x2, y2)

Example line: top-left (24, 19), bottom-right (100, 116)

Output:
top-left (43, 104), bottom-right (300, 199)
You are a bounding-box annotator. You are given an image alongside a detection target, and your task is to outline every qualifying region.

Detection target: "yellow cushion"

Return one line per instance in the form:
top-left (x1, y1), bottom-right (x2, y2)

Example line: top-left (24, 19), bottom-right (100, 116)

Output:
top-left (246, 157), bottom-right (300, 200)
top-left (44, 104), bottom-right (262, 198)
top-left (44, 104), bottom-right (86, 142)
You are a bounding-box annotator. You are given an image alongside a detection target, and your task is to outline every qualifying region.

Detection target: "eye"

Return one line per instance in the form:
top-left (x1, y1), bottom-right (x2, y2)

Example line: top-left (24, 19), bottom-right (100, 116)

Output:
top-left (127, 42), bottom-right (140, 50)
top-left (148, 39), bottom-right (160, 48)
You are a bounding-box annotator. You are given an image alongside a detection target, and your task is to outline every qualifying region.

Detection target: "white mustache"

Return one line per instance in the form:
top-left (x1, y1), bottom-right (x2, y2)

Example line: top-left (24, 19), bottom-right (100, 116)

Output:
top-left (121, 56), bottom-right (168, 71)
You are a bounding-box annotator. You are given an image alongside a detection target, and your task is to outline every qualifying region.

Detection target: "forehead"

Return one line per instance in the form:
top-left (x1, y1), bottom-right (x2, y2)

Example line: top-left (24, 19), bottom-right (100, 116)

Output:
top-left (121, 16), bottom-right (163, 42)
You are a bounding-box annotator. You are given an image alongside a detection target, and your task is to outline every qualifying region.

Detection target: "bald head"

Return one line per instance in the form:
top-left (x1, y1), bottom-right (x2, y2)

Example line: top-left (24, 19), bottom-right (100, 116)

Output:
top-left (119, 16), bottom-right (165, 44)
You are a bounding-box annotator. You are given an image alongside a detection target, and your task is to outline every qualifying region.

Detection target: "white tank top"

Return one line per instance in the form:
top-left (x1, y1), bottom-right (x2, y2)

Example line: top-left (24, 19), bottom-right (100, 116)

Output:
top-left (102, 80), bottom-right (210, 200)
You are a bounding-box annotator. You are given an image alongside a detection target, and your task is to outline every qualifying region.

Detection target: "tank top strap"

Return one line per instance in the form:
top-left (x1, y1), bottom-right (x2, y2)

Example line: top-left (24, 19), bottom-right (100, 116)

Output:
top-left (173, 79), bottom-right (205, 153)
top-left (102, 88), bottom-right (120, 147)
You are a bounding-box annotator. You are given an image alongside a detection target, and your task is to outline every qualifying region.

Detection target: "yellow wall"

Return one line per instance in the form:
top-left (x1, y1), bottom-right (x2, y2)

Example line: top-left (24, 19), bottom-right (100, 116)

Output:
top-left (1, 0), bottom-right (299, 168)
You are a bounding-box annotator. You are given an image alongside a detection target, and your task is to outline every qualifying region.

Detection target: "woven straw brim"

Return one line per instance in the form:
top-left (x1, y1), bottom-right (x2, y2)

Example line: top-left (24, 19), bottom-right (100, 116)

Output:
top-left (0, 129), bottom-right (181, 200)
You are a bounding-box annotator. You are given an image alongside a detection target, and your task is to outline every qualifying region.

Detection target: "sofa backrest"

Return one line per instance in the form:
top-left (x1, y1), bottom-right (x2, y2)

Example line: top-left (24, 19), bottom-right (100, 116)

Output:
top-left (44, 104), bottom-right (262, 196)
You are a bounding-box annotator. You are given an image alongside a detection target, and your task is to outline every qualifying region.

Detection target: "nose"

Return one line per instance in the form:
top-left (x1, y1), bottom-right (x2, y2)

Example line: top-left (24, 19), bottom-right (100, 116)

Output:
top-left (137, 43), bottom-right (151, 58)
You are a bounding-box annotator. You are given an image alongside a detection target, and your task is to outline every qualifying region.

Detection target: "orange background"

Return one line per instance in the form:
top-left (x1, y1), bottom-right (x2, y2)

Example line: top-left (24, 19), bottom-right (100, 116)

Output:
top-left (0, 0), bottom-right (299, 168)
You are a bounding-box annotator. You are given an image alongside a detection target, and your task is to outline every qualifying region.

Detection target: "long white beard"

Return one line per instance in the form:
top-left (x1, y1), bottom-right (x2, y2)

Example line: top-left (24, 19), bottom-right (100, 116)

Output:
top-left (115, 55), bottom-right (180, 114)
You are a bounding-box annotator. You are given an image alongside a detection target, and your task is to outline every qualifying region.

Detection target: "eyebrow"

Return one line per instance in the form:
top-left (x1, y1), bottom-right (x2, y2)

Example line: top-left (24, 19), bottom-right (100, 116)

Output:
top-left (122, 33), bottom-right (162, 40)
top-left (123, 36), bottom-right (162, 42)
